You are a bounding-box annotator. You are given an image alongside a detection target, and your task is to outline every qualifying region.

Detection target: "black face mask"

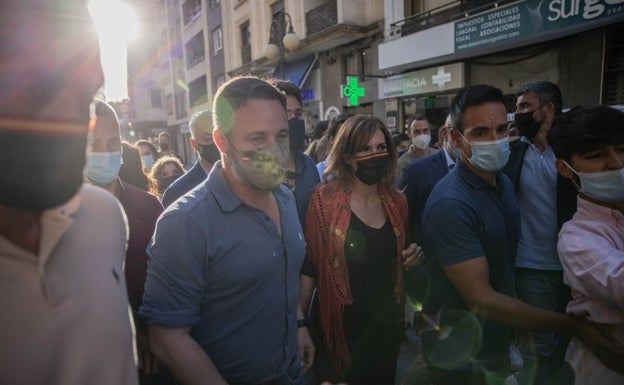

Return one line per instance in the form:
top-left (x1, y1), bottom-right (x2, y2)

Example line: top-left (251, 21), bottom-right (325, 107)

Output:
top-left (288, 117), bottom-right (306, 151)
top-left (197, 143), bottom-right (220, 164)
top-left (159, 175), bottom-right (179, 193)
top-left (514, 110), bottom-right (541, 138)
top-left (0, 131), bottom-right (87, 210)
top-left (354, 152), bottom-right (390, 185)
top-left (159, 142), bottom-right (170, 152)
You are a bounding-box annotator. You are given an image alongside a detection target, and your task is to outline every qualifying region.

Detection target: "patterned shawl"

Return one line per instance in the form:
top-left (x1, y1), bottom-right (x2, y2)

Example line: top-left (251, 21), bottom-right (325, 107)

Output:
top-left (304, 180), bottom-right (408, 371)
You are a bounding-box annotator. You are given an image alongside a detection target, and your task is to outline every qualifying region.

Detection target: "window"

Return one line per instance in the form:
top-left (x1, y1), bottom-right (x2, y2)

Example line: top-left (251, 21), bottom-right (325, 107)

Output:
top-left (150, 89), bottom-right (162, 108)
top-left (165, 94), bottom-right (173, 115)
top-left (189, 75), bottom-right (208, 107)
top-left (240, 22), bottom-right (251, 64)
top-left (209, 0), bottom-right (220, 8)
top-left (174, 90), bottom-right (187, 119)
top-left (212, 27), bottom-right (223, 55)
top-left (182, 0), bottom-right (201, 26)
top-left (185, 32), bottom-right (205, 69)
top-left (344, 53), bottom-right (357, 79)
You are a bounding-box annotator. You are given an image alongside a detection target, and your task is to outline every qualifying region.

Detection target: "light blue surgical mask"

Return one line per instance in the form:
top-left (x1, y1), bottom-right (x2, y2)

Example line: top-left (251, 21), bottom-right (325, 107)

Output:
top-left (85, 150), bottom-right (123, 186)
top-left (459, 134), bottom-right (510, 172)
top-left (562, 161), bottom-right (624, 203)
top-left (141, 154), bottom-right (155, 170)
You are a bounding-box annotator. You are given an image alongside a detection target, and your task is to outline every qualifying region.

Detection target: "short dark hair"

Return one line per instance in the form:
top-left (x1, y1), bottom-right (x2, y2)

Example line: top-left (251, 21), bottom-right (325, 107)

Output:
top-left (392, 132), bottom-right (409, 146)
top-left (135, 139), bottom-right (159, 159)
top-left (517, 81), bottom-right (563, 116)
top-left (325, 115), bottom-right (397, 187)
top-left (269, 79), bottom-right (302, 106)
top-left (406, 114), bottom-right (428, 130)
top-left (311, 120), bottom-right (328, 141)
top-left (451, 84), bottom-right (505, 133)
top-left (213, 76), bottom-right (286, 135)
top-left (327, 113), bottom-right (353, 138)
top-left (548, 105), bottom-right (624, 162)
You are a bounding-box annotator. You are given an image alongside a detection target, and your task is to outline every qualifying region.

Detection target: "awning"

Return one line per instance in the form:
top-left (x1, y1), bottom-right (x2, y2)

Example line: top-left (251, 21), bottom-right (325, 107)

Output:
top-left (272, 55), bottom-right (317, 88)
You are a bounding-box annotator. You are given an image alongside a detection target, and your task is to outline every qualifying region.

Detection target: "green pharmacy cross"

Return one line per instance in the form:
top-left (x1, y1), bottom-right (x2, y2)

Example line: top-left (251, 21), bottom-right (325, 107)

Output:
top-left (342, 77), bottom-right (365, 106)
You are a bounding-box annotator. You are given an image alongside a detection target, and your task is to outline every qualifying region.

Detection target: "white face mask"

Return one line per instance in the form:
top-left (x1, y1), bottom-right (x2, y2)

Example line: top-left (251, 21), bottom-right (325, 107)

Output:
top-left (412, 134), bottom-right (431, 150)
top-left (563, 161), bottom-right (624, 203)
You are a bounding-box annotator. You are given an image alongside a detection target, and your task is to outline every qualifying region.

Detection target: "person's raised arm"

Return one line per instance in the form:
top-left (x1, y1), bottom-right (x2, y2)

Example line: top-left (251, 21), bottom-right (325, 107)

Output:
top-left (443, 257), bottom-right (624, 374)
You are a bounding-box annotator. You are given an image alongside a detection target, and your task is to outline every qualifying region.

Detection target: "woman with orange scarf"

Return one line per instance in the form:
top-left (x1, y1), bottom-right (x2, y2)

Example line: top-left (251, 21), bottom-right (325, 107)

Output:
top-left (300, 115), bottom-right (424, 385)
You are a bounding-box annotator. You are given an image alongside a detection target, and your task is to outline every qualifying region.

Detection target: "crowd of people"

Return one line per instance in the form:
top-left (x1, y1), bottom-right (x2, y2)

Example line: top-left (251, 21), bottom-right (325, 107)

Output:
top-left (1, 2), bottom-right (623, 385)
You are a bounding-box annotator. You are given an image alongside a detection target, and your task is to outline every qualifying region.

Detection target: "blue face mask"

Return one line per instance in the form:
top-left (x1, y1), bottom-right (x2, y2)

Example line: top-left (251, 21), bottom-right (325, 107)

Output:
top-left (85, 151), bottom-right (123, 186)
top-left (563, 161), bottom-right (624, 203)
top-left (459, 134), bottom-right (510, 172)
top-left (141, 154), bottom-right (155, 170)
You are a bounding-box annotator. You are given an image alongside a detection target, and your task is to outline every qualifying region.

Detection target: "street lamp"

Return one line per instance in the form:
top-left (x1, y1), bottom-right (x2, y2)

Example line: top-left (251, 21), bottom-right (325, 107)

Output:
top-left (264, 11), bottom-right (300, 62)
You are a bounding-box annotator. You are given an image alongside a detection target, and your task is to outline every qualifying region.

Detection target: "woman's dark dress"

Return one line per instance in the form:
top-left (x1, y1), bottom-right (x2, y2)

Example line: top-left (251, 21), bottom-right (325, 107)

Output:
top-left (312, 211), bottom-right (402, 385)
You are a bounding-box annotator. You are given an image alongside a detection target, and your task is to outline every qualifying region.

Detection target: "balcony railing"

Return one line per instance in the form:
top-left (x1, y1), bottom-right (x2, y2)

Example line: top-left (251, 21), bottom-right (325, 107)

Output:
top-left (390, 0), bottom-right (516, 39)
top-left (305, 0), bottom-right (338, 37)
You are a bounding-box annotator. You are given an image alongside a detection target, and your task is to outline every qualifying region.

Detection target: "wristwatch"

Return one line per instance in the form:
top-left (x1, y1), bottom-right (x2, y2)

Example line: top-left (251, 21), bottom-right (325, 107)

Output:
top-left (297, 317), bottom-right (311, 328)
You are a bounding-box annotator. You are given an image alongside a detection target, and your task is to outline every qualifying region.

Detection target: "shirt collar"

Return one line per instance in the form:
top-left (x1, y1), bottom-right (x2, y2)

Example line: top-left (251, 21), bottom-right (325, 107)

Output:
top-left (577, 196), bottom-right (624, 223)
top-left (443, 147), bottom-right (455, 168)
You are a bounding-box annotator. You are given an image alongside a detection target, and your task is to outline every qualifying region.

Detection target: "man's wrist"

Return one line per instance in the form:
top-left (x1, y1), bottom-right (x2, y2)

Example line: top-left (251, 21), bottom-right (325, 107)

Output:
top-left (297, 317), bottom-right (311, 328)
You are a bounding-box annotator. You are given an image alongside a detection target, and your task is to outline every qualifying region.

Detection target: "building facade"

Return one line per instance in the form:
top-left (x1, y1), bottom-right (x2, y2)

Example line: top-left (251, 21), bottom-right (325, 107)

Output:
top-left (128, 0), bottom-right (225, 166)
top-left (378, 0), bottom-right (624, 133)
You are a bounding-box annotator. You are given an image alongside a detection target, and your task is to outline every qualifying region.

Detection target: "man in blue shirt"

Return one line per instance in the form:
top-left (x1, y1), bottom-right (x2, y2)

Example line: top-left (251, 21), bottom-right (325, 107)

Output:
top-left (420, 85), bottom-right (624, 385)
top-left (162, 109), bottom-right (219, 208)
top-left (503, 81), bottom-right (577, 385)
top-left (140, 76), bottom-right (314, 385)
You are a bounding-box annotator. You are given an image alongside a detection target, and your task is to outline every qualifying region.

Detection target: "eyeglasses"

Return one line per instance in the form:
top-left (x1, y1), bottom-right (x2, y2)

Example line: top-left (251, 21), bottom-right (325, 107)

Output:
top-left (287, 109), bottom-right (303, 119)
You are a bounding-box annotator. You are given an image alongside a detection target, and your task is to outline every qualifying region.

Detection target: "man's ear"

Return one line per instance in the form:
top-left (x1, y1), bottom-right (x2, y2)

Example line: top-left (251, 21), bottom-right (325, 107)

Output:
top-left (449, 128), bottom-right (463, 148)
top-left (556, 159), bottom-right (574, 179)
top-left (213, 130), bottom-right (227, 154)
top-left (190, 137), bottom-right (198, 151)
top-left (543, 101), bottom-right (556, 126)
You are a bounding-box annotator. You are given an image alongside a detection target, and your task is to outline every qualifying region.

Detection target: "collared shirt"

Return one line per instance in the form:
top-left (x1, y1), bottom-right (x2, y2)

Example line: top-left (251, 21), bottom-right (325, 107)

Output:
top-left (0, 184), bottom-right (138, 385)
top-left (140, 161), bottom-right (306, 385)
top-left (516, 138), bottom-right (560, 269)
top-left (396, 145), bottom-right (438, 174)
top-left (557, 197), bottom-right (624, 384)
top-left (442, 147), bottom-right (455, 170)
top-left (421, 160), bottom-right (520, 366)
top-left (316, 157), bottom-right (329, 180)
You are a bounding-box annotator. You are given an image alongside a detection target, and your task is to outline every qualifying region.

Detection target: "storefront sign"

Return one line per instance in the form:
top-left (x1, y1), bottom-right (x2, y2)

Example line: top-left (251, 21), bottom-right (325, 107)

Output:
top-left (380, 63), bottom-right (464, 98)
top-left (455, 0), bottom-right (624, 52)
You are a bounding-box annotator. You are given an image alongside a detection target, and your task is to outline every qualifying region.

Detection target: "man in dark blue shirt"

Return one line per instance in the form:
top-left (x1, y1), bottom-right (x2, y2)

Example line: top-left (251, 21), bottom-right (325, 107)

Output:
top-left (141, 76), bottom-right (314, 385)
top-left (421, 85), bottom-right (624, 385)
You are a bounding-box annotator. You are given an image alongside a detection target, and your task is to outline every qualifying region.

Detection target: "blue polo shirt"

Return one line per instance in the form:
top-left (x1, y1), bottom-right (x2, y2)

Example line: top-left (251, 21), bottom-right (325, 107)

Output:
top-left (421, 159), bottom-right (520, 370)
top-left (140, 161), bottom-right (305, 385)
